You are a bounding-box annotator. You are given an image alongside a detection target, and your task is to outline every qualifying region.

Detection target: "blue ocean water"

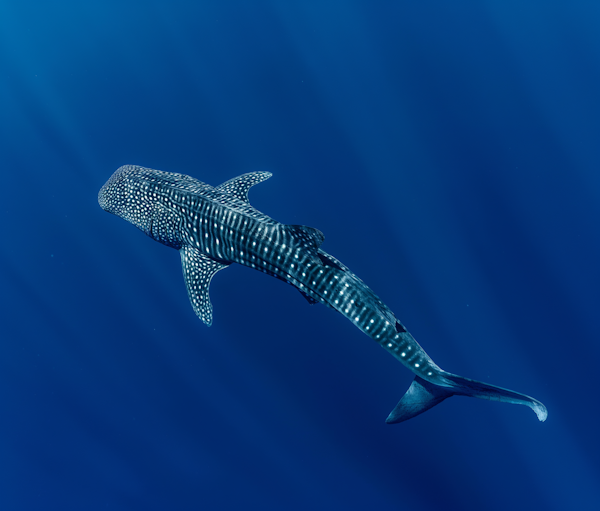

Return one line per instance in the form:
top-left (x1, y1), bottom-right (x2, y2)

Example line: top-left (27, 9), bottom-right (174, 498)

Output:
top-left (1, 1), bottom-right (599, 510)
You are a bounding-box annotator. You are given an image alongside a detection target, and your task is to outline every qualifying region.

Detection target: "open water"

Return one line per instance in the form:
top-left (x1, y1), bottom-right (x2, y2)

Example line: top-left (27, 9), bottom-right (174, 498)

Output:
top-left (1, 2), bottom-right (599, 510)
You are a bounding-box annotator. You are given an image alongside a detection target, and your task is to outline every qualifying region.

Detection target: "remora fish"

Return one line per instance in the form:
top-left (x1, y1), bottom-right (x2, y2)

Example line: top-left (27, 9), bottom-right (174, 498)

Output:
top-left (99, 165), bottom-right (547, 424)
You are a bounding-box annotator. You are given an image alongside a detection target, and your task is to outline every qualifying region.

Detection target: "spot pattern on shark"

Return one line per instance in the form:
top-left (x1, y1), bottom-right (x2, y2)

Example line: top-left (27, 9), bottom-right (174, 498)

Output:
top-left (99, 165), bottom-right (548, 424)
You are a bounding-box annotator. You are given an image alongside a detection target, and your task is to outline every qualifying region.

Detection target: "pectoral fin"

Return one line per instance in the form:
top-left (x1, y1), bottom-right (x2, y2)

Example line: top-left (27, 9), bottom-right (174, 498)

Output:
top-left (180, 246), bottom-right (229, 325)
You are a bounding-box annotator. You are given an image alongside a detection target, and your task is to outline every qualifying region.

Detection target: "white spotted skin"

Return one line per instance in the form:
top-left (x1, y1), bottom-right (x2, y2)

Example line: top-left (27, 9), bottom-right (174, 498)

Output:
top-left (98, 165), bottom-right (444, 383)
top-left (289, 257), bottom-right (443, 381)
top-left (99, 165), bottom-right (550, 423)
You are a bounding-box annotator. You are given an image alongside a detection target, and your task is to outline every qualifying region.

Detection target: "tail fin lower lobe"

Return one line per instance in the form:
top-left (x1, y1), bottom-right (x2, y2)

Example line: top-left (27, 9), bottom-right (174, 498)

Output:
top-left (386, 373), bottom-right (547, 424)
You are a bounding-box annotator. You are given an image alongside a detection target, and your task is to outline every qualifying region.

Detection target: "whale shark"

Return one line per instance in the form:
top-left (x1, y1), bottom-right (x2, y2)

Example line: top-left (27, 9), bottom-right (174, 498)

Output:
top-left (99, 165), bottom-right (547, 424)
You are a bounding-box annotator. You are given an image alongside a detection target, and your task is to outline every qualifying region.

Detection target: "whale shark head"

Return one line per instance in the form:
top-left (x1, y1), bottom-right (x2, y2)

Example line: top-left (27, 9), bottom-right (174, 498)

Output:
top-left (99, 165), bottom-right (212, 249)
top-left (98, 165), bottom-right (156, 236)
top-left (98, 165), bottom-right (127, 215)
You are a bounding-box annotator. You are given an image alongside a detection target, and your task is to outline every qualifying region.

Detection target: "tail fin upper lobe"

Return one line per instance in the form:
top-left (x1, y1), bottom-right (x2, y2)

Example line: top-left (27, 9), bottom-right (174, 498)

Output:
top-left (386, 373), bottom-right (548, 424)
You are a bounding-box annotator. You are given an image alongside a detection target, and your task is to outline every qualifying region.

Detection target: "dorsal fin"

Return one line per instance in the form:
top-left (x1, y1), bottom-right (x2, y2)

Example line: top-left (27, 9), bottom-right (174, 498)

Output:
top-left (215, 171), bottom-right (272, 203)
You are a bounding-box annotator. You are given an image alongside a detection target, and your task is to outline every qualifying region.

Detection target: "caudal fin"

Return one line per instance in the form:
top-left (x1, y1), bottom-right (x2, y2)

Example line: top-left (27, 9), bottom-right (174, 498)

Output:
top-left (386, 373), bottom-right (547, 424)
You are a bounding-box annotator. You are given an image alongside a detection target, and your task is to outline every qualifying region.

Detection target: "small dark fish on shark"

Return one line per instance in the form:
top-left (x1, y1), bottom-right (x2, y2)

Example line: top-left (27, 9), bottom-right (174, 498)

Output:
top-left (99, 165), bottom-right (547, 424)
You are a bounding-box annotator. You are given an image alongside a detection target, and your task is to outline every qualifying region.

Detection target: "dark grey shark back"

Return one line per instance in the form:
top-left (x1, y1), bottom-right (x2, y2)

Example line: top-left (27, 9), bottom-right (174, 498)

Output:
top-left (99, 165), bottom-right (548, 425)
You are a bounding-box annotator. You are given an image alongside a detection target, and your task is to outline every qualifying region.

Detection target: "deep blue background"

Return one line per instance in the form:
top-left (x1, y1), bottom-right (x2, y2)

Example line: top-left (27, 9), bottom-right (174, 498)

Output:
top-left (1, 1), bottom-right (599, 510)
